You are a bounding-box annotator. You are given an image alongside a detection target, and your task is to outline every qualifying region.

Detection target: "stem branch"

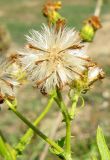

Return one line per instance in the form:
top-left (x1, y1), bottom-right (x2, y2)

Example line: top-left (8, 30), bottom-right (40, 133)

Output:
top-left (69, 92), bottom-right (80, 119)
top-left (15, 95), bottom-right (54, 155)
top-left (5, 100), bottom-right (64, 155)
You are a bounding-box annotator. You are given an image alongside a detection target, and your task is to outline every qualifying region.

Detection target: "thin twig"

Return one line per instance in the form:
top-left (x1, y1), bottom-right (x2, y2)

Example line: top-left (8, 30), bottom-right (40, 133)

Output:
top-left (94, 0), bottom-right (103, 17)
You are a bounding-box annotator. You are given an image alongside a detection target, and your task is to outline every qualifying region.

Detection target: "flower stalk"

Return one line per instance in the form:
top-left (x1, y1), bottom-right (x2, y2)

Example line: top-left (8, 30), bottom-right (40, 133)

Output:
top-left (69, 92), bottom-right (80, 119)
top-left (15, 93), bottom-right (55, 155)
top-left (65, 119), bottom-right (72, 160)
top-left (55, 88), bottom-right (72, 159)
top-left (5, 99), bottom-right (64, 157)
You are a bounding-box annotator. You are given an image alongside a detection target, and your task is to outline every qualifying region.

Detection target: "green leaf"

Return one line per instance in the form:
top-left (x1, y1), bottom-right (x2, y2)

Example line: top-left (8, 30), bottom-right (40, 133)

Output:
top-left (49, 137), bottom-right (65, 159)
top-left (0, 136), bottom-right (16, 160)
top-left (91, 156), bottom-right (98, 160)
top-left (97, 126), bottom-right (110, 160)
top-left (57, 137), bottom-right (65, 148)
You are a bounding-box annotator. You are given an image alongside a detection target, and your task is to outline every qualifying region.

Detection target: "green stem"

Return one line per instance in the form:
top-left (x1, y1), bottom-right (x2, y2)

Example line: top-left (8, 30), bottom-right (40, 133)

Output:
top-left (69, 92), bottom-right (80, 119)
top-left (0, 130), bottom-right (6, 142)
top-left (65, 120), bottom-right (71, 159)
top-left (5, 100), bottom-right (64, 156)
top-left (15, 95), bottom-right (54, 155)
top-left (55, 89), bottom-right (72, 159)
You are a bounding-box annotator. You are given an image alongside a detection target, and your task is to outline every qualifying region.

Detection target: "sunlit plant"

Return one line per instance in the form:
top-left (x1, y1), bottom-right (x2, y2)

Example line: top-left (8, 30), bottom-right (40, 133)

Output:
top-left (0, 0), bottom-right (109, 160)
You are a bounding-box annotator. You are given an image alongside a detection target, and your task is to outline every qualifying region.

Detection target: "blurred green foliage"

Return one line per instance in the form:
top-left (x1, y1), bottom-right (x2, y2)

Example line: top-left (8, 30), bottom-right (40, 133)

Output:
top-left (0, 0), bottom-right (110, 44)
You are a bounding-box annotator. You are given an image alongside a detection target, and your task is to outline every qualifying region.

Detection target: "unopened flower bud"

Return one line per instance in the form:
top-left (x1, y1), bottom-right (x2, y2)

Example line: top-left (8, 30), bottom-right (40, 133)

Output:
top-left (42, 1), bottom-right (64, 26)
top-left (48, 11), bottom-right (62, 24)
top-left (80, 24), bottom-right (95, 42)
top-left (80, 16), bottom-right (102, 42)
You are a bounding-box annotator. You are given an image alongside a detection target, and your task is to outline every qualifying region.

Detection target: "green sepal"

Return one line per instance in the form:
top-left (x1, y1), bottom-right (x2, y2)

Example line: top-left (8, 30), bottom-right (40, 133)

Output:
top-left (49, 12), bottom-right (64, 24)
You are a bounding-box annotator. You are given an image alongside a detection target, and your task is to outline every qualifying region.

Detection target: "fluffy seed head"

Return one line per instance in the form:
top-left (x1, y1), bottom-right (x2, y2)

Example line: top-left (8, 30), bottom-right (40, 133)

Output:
top-left (19, 24), bottom-right (91, 94)
top-left (0, 57), bottom-right (18, 103)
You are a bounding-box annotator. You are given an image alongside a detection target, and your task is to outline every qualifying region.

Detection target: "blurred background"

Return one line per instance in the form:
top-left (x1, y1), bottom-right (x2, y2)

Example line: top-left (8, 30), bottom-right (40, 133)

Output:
top-left (0, 0), bottom-right (110, 159)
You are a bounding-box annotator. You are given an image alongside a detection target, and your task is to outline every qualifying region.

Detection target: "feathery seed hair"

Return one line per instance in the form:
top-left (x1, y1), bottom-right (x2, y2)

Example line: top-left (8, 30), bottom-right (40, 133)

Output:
top-left (0, 56), bottom-right (18, 103)
top-left (19, 24), bottom-right (91, 94)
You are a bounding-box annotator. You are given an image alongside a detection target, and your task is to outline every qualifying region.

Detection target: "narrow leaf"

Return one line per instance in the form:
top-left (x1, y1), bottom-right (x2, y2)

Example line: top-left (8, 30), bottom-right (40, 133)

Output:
top-left (97, 126), bottom-right (110, 160)
top-left (0, 136), bottom-right (16, 160)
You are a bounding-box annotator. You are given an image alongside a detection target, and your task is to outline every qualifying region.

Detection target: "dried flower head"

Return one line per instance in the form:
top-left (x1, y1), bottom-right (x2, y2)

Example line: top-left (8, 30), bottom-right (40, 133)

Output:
top-left (0, 57), bottom-right (18, 103)
top-left (87, 16), bottom-right (102, 30)
top-left (88, 66), bottom-right (105, 86)
top-left (84, 16), bottom-right (102, 31)
top-left (7, 53), bottom-right (27, 83)
top-left (19, 24), bottom-right (92, 94)
top-left (71, 65), bottom-right (105, 93)
top-left (43, 1), bottom-right (62, 17)
top-left (43, 1), bottom-right (64, 25)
